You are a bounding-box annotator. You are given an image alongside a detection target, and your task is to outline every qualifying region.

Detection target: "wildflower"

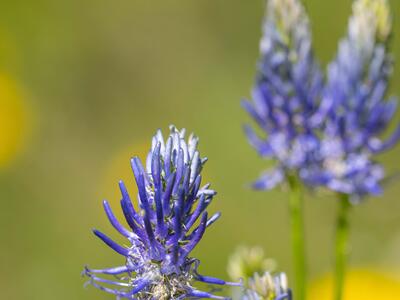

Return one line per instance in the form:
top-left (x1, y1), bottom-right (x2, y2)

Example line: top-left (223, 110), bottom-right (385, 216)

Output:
top-left (305, 0), bottom-right (399, 199)
top-left (84, 126), bottom-right (238, 299)
top-left (242, 0), bottom-right (323, 190)
top-left (243, 272), bottom-right (292, 300)
top-left (227, 246), bottom-right (277, 283)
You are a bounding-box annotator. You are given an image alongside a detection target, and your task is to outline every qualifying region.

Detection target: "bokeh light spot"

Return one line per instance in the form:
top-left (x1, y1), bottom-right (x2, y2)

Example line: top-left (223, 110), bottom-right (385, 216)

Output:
top-left (309, 268), bottom-right (400, 300)
top-left (0, 74), bottom-right (29, 168)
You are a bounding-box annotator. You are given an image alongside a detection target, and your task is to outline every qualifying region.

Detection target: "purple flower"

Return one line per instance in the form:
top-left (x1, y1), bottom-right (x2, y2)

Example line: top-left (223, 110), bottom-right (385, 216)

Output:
top-left (305, 0), bottom-right (399, 200)
top-left (243, 0), bottom-right (399, 200)
top-left (242, 0), bottom-right (323, 190)
top-left (83, 126), bottom-right (239, 299)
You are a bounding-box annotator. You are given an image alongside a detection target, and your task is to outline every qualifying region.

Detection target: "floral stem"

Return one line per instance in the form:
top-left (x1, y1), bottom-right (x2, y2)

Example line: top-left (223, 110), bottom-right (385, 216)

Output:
top-left (334, 193), bottom-right (351, 300)
top-left (288, 175), bottom-right (306, 300)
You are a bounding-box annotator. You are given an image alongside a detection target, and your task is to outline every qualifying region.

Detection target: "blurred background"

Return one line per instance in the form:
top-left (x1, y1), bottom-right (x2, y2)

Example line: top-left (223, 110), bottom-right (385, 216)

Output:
top-left (0, 0), bottom-right (400, 299)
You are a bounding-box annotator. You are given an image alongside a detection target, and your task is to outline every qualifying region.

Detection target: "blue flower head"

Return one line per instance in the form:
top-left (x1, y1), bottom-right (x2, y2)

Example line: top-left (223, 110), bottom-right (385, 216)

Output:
top-left (242, 0), bottom-right (323, 190)
top-left (303, 0), bottom-right (400, 199)
top-left (84, 126), bottom-right (238, 299)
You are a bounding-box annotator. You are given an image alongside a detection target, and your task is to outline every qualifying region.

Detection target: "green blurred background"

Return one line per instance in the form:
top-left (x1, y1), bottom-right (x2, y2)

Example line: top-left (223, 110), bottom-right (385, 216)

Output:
top-left (0, 1), bottom-right (400, 299)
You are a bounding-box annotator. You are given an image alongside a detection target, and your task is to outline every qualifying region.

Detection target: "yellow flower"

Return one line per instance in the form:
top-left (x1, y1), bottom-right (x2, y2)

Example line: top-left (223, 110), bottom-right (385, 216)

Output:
top-left (309, 268), bottom-right (400, 300)
top-left (0, 74), bottom-right (29, 168)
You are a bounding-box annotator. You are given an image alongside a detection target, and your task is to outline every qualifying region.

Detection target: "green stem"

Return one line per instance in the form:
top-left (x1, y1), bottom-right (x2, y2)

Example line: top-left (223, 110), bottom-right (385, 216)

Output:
top-left (288, 175), bottom-right (306, 300)
top-left (334, 194), bottom-right (351, 300)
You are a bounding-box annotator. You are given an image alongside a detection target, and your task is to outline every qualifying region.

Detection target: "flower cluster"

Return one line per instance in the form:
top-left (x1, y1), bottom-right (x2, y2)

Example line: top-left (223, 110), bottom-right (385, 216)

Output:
top-left (243, 0), bottom-right (399, 199)
top-left (84, 126), bottom-right (238, 299)
top-left (81, 1), bottom-right (400, 299)
top-left (242, 0), bottom-right (323, 190)
top-left (303, 0), bottom-right (399, 199)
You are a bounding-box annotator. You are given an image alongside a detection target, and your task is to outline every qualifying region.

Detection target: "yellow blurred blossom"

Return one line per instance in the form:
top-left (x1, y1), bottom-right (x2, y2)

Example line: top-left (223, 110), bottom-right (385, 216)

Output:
top-left (0, 74), bottom-right (29, 168)
top-left (309, 268), bottom-right (400, 300)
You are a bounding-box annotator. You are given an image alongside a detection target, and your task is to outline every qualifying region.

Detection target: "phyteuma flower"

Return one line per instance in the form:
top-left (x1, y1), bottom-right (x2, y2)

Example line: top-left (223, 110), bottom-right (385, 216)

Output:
top-left (242, 0), bottom-right (323, 190)
top-left (227, 246), bottom-right (276, 283)
top-left (242, 272), bottom-right (292, 300)
top-left (305, 0), bottom-right (399, 200)
top-left (83, 126), bottom-right (239, 299)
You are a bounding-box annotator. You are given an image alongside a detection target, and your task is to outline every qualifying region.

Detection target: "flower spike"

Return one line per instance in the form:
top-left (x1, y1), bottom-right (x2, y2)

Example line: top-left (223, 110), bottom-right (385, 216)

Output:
top-left (243, 0), bottom-right (323, 190)
top-left (304, 0), bottom-right (399, 200)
